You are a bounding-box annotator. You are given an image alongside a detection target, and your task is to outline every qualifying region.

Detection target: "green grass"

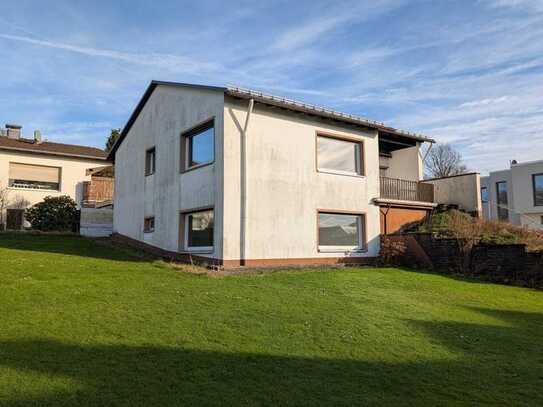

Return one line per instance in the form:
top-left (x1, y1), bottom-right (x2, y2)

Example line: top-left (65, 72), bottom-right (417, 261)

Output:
top-left (0, 234), bottom-right (542, 406)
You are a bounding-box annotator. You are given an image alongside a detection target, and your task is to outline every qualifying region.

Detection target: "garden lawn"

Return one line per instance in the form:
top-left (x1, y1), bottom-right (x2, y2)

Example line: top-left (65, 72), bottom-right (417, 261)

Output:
top-left (0, 234), bottom-right (542, 406)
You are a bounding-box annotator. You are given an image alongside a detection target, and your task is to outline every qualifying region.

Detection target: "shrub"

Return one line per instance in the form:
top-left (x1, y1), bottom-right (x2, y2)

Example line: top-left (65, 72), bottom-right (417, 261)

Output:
top-left (418, 209), bottom-right (543, 252)
top-left (25, 196), bottom-right (78, 232)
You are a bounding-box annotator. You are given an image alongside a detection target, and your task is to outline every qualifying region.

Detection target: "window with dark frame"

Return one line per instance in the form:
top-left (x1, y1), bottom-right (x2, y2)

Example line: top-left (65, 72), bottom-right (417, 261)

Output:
top-left (145, 147), bottom-right (156, 176)
top-left (533, 173), bottom-right (543, 206)
top-left (317, 212), bottom-right (365, 252)
top-left (481, 187), bottom-right (488, 203)
top-left (317, 135), bottom-right (364, 176)
top-left (184, 209), bottom-right (214, 250)
top-left (496, 181), bottom-right (509, 221)
top-left (144, 217), bottom-right (155, 233)
top-left (181, 120), bottom-right (214, 171)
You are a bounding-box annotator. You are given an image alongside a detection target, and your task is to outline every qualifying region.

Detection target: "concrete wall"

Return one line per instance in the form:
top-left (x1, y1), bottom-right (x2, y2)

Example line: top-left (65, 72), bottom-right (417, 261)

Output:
top-left (80, 207), bottom-right (113, 237)
top-left (426, 173), bottom-right (482, 215)
top-left (223, 98), bottom-right (382, 262)
top-left (113, 85), bottom-right (224, 258)
top-left (385, 145), bottom-right (423, 181)
top-left (0, 150), bottom-right (105, 226)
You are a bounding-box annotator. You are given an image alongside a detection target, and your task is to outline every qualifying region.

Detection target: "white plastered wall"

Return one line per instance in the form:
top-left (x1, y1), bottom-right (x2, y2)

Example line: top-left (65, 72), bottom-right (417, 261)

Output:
top-left (222, 98), bottom-right (382, 261)
top-left (385, 145), bottom-right (423, 181)
top-left (113, 85), bottom-right (225, 257)
top-left (426, 173), bottom-right (482, 214)
top-left (0, 150), bottom-right (105, 224)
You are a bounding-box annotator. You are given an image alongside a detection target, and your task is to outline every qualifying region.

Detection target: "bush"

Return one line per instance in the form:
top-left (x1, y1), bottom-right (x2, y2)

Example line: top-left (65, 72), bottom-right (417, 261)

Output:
top-left (25, 196), bottom-right (78, 231)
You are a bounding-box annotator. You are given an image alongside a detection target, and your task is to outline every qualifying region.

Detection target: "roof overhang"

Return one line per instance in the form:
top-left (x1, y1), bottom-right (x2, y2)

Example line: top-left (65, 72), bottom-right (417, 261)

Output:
top-left (374, 198), bottom-right (437, 210)
top-left (108, 80), bottom-right (436, 161)
top-left (0, 145), bottom-right (109, 161)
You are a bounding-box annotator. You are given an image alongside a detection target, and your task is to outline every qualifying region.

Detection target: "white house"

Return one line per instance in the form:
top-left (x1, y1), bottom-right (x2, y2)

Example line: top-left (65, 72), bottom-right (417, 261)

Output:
top-left (109, 81), bottom-right (436, 267)
top-left (480, 160), bottom-right (543, 230)
top-left (0, 124), bottom-right (109, 230)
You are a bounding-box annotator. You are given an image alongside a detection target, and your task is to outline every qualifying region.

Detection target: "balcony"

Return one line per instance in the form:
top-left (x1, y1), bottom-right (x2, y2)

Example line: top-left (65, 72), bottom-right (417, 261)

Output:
top-left (380, 177), bottom-right (434, 203)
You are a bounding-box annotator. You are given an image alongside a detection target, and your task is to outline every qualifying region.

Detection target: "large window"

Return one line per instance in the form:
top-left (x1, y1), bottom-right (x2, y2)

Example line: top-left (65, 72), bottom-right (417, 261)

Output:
top-left (9, 162), bottom-right (60, 191)
top-left (318, 212), bottom-right (365, 252)
top-left (481, 187), bottom-right (488, 203)
top-left (145, 147), bottom-right (156, 176)
top-left (496, 181), bottom-right (509, 221)
top-left (181, 120), bottom-right (214, 171)
top-left (184, 209), bottom-right (214, 251)
top-left (317, 135), bottom-right (363, 176)
top-left (533, 174), bottom-right (543, 206)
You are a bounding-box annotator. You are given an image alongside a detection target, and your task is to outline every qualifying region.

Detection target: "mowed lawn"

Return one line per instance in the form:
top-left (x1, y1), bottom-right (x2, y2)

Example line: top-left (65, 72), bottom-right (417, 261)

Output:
top-left (0, 235), bottom-right (542, 406)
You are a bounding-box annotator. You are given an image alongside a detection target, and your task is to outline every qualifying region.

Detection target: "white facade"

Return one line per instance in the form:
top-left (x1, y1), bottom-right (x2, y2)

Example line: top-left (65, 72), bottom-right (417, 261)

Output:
top-left (113, 83), bottom-right (427, 266)
top-left (480, 160), bottom-right (543, 230)
top-left (0, 149), bottom-right (107, 227)
top-left (426, 173), bottom-right (482, 215)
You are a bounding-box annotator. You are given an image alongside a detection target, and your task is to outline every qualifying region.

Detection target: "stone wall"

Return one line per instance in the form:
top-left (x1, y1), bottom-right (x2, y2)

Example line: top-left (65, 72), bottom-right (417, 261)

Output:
top-left (386, 233), bottom-right (543, 288)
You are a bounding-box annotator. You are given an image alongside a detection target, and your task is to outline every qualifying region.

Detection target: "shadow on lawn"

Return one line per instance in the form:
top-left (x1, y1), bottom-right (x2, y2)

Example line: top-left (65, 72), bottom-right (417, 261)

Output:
top-left (1, 308), bottom-right (542, 406)
top-left (0, 233), bottom-right (149, 263)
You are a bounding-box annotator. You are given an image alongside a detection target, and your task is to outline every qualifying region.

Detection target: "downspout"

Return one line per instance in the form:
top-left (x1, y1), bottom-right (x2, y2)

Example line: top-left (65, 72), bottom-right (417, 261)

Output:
top-left (240, 99), bottom-right (254, 265)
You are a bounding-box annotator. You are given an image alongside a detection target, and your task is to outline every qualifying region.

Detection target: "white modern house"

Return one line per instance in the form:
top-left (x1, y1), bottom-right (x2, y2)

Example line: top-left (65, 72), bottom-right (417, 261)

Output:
top-left (480, 160), bottom-right (543, 230)
top-left (0, 124), bottom-right (109, 230)
top-left (109, 81), bottom-right (436, 267)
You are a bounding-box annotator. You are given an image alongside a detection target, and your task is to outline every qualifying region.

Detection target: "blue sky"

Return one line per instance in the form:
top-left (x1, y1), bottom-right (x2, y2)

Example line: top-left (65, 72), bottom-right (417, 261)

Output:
top-left (1, 0), bottom-right (542, 174)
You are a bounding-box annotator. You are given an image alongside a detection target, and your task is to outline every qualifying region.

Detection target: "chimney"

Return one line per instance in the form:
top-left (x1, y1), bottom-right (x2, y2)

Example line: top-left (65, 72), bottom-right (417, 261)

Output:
top-left (34, 130), bottom-right (42, 144)
top-left (5, 124), bottom-right (22, 139)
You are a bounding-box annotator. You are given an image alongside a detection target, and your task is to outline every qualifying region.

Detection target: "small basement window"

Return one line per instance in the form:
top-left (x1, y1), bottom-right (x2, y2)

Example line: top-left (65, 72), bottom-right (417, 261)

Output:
top-left (145, 147), bottom-right (156, 176)
top-left (317, 135), bottom-right (363, 176)
top-left (318, 212), bottom-right (365, 252)
top-left (9, 162), bottom-right (60, 191)
top-left (181, 120), bottom-right (214, 171)
top-left (184, 209), bottom-right (214, 251)
top-left (144, 217), bottom-right (155, 233)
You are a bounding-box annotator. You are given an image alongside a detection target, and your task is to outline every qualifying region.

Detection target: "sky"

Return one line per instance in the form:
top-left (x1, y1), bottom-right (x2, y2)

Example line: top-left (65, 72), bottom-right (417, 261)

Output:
top-left (0, 0), bottom-right (542, 174)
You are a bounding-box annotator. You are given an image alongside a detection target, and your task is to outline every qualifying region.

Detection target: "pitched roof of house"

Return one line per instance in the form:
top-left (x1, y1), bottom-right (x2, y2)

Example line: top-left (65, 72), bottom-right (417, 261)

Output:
top-left (108, 80), bottom-right (435, 160)
top-left (0, 136), bottom-right (108, 160)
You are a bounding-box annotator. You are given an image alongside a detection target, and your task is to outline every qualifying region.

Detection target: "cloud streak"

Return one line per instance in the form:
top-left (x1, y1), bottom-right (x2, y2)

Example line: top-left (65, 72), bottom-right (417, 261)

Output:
top-left (0, 34), bottom-right (220, 74)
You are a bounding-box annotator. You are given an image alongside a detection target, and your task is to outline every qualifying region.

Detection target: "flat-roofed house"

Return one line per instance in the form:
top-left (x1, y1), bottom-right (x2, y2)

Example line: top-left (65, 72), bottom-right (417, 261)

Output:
top-left (108, 81), bottom-right (437, 267)
top-left (480, 160), bottom-right (543, 230)
top-left (0, 124), bottom-right (109, 230)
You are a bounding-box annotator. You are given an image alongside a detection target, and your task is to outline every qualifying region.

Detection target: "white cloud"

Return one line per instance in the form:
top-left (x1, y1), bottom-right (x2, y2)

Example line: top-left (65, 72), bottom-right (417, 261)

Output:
top-left (0, 34), bottom-right (221, 74)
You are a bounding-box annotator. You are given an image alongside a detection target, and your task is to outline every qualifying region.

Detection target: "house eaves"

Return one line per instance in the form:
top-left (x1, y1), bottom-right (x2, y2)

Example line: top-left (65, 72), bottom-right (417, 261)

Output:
top-left (108, 80), bottom-right (435, 161)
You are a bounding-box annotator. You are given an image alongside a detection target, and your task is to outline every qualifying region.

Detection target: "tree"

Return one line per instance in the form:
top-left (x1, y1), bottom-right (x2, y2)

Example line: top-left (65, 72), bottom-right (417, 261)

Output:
top-left (105, 128), bottom-right (121, 153)
top-left (425, 144), bottom-right (468, 179)
top-left (25, 196), bottom-right (78, 231)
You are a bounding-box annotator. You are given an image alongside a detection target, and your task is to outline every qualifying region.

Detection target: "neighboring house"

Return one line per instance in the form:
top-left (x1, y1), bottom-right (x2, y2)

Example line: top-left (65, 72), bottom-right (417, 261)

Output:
top-left (0, 123), bottom-right (109, 230)
top-left (480, 160), bottom-right (543, 230)
top-left (108, 81), bottom-right (436, 267)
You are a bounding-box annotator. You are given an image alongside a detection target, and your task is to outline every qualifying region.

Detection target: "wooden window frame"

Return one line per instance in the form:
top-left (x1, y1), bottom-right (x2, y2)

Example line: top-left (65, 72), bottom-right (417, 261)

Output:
top-left (143, 216), bottom-right (155, 233)
top-left (532, 173), bottom-right (543, 207)
top-left (316, 209), bottom-right (367, 253)
top-left (180, 118), bottom-right (215, 173)
top-left (145, 147), bottom-right (156, 176)
top-left (315, 132), bottom-right (366, 177)
top-left (178, 206), bottom-right (215, 253)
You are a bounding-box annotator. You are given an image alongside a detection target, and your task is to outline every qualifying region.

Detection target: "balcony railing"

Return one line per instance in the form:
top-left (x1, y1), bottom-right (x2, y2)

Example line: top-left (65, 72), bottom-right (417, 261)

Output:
top-left (380, 176), bottom-right (434, 203)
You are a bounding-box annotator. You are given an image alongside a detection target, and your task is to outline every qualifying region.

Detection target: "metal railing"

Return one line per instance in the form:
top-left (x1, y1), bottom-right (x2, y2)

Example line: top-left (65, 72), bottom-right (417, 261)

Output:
top-left (380, 176), bottom-right (434, 203)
